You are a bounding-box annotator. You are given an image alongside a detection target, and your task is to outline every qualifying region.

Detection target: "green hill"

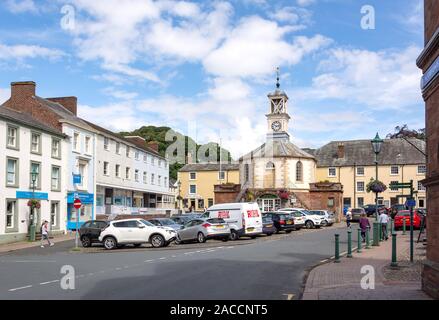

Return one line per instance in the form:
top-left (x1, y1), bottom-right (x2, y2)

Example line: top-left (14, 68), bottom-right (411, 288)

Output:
top-left (119, 126), bottom-right (232, 181)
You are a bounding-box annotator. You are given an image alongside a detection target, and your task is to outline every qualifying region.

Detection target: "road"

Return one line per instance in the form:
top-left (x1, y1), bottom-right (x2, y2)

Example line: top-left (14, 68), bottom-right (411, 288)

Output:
top-left (0, 224), bottom-right (351, 300)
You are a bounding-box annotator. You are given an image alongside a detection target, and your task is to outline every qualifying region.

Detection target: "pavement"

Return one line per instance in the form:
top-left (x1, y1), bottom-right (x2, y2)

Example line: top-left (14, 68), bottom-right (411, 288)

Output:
top-left (0, 223), bottom-right (349, 300)
top-left (302, 228), bottom-right (432, 300)
top-left (0, 233), bottom-right (76, 254)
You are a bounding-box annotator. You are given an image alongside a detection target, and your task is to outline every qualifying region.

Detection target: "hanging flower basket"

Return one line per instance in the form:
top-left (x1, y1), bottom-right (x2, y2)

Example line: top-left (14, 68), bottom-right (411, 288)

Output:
top-left (278, 190), bottom-right (290, 200)
top-left (367, 179), bottom-right (387, 193)
top-left (27, 199), bottom-right (41, 209)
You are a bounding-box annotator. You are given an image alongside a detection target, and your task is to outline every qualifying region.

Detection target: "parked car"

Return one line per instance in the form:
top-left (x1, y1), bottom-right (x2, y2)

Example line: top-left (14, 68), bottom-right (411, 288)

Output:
top-left (262, 215), bottom-right (277, 236)
top-left (79, 220), bottom-right (109, 247)
top-left (176, 218), bottom-right (230, 244)
top-left (308, 210), bottom-right (335, 226)
top-left (350, 208), bottom-right (366, 222)
top-left (299, 209), bottom-right (325, 229)
top-left (289, 211), bottom-right (305, 230)
top-left (394, 210), bottom-right (423, 230)
top-left (390, 204), bottom-right (408, 218)
top-left (98, 219), bottom-right (177, 250)
top-left (206, 202), bottom-right (263, 240)
top-left (148, 218), bottom-right (182, 231)
top-left (362, 204), bottom-right (388, 217)
top-left (277, 208), bottom-right (316, 229)
top-left (264, 212), bottom-right (296, 233)
top-left (170, 215), bottom-right (194, 225)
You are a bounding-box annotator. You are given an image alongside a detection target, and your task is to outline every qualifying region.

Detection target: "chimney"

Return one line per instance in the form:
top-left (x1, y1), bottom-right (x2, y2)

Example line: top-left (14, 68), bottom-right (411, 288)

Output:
top-left (337, 143), bottom-right (345, 159)
top-left (147, 141), bottom-right (159, 153)
top-left (11, 81), bottom-right (36, 100)
top-left (186, 152), bottom-right (194, 164)
top-left (47, 97), bottom-right (78, 115)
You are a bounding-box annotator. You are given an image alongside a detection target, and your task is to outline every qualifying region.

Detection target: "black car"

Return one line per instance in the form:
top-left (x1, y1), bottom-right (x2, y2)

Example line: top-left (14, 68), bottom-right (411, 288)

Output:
top-left (79, 220), bottom-right (109, 247)
top-left (264, 212), bottom-right (295, 233)
top-left (262, 215), bottom-right (277, 236)
top-left (362, 204), bottom-right (388, 217)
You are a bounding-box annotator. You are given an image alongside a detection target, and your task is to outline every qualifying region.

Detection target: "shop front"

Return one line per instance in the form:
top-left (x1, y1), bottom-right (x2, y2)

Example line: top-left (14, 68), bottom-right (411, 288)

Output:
top-left (67, 192), bottom-right (94, 230)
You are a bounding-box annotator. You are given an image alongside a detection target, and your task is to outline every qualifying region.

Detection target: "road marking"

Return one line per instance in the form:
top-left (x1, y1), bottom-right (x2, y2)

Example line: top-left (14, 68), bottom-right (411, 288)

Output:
top-left (144, 259), bottom-right (155, 262)
top-left (40, 280), bottom-right (59, 285)
top-left (283, 294), bottom-right (295, 300)
top-left (115, 267), bottom-right (122, 271)
top-left (159, 257), bottom-right (166, 260)
top-left (9, 285), bottom-right (32, 292)
top-left (2, 260), bottom-right (57, 263)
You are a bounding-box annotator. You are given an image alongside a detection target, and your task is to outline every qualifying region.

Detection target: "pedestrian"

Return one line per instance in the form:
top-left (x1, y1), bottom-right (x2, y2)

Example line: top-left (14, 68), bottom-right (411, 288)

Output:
top-left (346, 208), bottom-right (352, 228)
top-left (40, 220), bottom-right (54, 248)
top-left (379, 210), bottom-right (389, 240)
top-left (359, 213), bottom-right (370, 243)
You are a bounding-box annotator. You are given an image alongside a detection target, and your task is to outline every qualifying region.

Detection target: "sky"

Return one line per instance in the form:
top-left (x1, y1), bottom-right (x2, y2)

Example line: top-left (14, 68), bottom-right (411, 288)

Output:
top-left (0, 0), bottom-right (425, 159)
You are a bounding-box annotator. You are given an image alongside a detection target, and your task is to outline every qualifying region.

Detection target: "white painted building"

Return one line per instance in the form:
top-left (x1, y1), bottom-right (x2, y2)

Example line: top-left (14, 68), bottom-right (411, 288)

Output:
top-left (0, 107), bottom-right (67, 244)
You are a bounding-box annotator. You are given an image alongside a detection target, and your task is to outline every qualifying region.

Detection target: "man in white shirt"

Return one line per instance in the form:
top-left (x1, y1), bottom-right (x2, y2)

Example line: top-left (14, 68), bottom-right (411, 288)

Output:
top-left (378, 211), bottom-right (389, 240)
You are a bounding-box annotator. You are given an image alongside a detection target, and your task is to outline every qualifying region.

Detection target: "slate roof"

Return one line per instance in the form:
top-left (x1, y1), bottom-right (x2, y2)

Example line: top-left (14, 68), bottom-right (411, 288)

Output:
top-left (0, 106), bottom-right (66, 137)
top-left (179, 163), bottom-right (240, 172)
top-left (314, 138), bottom-right (426, 167)
top-left (240, 139), bottom-right (315, 160)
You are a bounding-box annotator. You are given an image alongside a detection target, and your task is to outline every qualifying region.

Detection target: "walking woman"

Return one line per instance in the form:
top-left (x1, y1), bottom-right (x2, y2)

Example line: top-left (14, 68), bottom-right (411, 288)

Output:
top-left (40, 220), bottom-right (54, 248)
top-left (359, 213), bottom-right (370, 243)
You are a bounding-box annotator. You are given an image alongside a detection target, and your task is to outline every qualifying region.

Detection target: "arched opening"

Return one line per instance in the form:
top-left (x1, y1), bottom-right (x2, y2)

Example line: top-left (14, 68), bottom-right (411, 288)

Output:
top-left (257, 194), bottom-right (281, 213)
top-left (264, 162), bottom-right (276, 188)
top-left (296, 161), bottom-right (303, 182)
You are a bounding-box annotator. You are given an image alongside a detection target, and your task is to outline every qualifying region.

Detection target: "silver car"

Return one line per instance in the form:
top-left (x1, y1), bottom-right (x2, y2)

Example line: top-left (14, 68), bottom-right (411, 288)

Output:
top-left (176, 218), bottom-right (231, 244)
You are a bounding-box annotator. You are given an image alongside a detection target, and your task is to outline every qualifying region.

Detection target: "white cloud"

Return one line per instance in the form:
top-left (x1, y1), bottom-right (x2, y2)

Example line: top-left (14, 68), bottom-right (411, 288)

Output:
top-left (0, 43), bottom-right (65, 62)
top-left (5, 0), bottom-right (38, 13)
top-left (0, 88), bottom-right (10, 104)
top-left (102, 87), bottom-right (139, 100)
top-left (399, 0), bottom-right (423, 31)
top-left (296, 0), bottom-right (315, 7)
top-left (269, 6), bottom-right (312, 26)
top-left (294, 45), bottom-right (423, 110)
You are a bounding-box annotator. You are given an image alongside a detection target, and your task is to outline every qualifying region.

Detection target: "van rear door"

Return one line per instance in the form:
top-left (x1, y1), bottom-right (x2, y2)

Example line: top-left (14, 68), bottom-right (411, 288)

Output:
top-left (243, 204), bottom-right (263, 235)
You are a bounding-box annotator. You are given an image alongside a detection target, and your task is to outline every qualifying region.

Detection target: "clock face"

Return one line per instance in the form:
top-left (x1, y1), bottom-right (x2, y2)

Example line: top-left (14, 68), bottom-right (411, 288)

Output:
top-left (271, 121), bottom-right (282, 132)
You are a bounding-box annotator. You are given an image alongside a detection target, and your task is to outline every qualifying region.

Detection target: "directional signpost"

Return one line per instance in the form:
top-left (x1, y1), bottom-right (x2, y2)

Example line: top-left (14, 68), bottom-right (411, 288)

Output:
top-left (74, 197), bottom-right (82, 249)
top-left (389, 180), bottom-right (415, 262)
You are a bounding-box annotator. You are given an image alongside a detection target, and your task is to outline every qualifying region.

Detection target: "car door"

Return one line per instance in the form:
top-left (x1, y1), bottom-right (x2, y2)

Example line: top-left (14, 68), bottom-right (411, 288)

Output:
top-left (124, 220), bottom-right (142, 242)
top-left (179, 220), bottom-right (199, 241)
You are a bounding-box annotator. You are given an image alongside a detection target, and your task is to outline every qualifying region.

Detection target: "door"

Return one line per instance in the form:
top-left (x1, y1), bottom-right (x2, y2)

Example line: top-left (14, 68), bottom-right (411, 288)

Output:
top-left (179, 220), bottom-right (201, 241)
top-left (114, 221), bottom-right (138, 242)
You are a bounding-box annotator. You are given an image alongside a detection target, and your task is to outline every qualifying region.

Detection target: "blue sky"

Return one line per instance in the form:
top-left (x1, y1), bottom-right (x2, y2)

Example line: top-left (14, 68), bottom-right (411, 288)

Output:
top-left (0, 0), bottom-right (425, 158)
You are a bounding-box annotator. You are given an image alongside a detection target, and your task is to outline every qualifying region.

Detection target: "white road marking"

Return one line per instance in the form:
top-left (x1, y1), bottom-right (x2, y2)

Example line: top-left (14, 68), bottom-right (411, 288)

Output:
top-left (9, 285), bottom-right (32, 292)
top-left (159, 257), bottom-right (166, 260)
top-left (283, 294), bottom-right (295, 300)
top-left (144, 259), bottom-right (155, 262)
top-left (40, 280), bottom-right (59, 285)
top-left (115, 267), bottom-right (122, 270)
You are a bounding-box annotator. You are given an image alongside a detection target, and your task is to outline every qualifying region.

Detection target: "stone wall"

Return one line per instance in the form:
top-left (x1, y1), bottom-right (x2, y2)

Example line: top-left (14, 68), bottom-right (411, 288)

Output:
top-left (214, 184), bottom-right (241, 204)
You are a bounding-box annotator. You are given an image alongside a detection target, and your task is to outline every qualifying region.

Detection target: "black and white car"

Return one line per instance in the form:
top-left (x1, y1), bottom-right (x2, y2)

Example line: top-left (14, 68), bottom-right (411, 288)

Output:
top-left (98, 219), bottom-right (177, 249)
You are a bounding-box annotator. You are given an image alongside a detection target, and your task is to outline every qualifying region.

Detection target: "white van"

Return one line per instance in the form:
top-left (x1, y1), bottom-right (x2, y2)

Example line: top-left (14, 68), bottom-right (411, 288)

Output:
top-left (206, 202), bottom-right (263, 240)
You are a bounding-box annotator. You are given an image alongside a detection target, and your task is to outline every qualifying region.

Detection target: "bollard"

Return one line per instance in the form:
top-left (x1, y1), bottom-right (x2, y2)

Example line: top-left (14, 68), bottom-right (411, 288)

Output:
top-left (391, 232), bottom-right (398, 268)
top-left (347, 230), bottom-right (353, 258)
top-left (391, 218), bottom-right (395, 234)
top-left (403, 218), bottom-right (406, 235)
top-left (357, 228), bottom-right (362, 253)
top-left (379, 223), bottom-right (383, 242)
top-left (365, 226), bottom-right (371, 249)
top-left (373, 222), bottom-right (380, 246)
top-left (334, 234), bottom-right (340, 263)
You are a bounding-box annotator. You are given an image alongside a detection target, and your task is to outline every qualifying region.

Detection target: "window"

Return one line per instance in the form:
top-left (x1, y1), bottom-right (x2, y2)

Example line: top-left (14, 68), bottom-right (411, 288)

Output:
top-left (151, 157), bottom-right (155, 165)
top-left (135, 151), bottom-right (139, 160)
top-left (244, 164), bottom-right (249, 182)
top-left (327, 197), bottom-right (335, 207)
top-left (151, 173), bottom-right (155, 185)
top-left (189, 184), bottom-right (197, 194)
top-left (6, 200), bottom-right (16, 229)
top-left (419, 198), bottom-right (425, 208)
top-left (30, 162), bottom-right (41, 189)
top-left (143, 172), bottom-right (147, 184)
top-left (390, 181), bottom-right (399, 191)
top-left (357, 181), bottom-right (365, 192)
top-left (6, 158), bottom-right (18, 187)
top-left (50, 202), bottom-right (59, 228)
top-left (418, 165), bottom-right (427, 174)
top-left (31, 132), bottom-right (41, 154)
top-left (296, 161), bottom-right (303, 182)
top-left (328, 167), bottom-right (337, 177)
top-left (103, 162), bottom-right (109, 176)
top-left (198, 199), bottom-right (204, 209)
top-left (266, 162), bottom-right (275, 170)
top-left (115, 165), bottom-right (121, 178)
top-left (391, 166), bottom-right (399, 175)
top-left (219, 171), bottom-right (225, 180)
top-left (343, 198), bottom-right (352, 207)
top-left (164, 177), bottom-right (168, 187)
top-left (78, 161), bottom-right (87, 189)
top-left (418, 181), bottom-right (426, 191)
top-left (358, 197), bottom-right (364, 207)
top-left (126, 167), bottom-right (131, 180)
top-left (208, 198), bottom-right (214, 207)
top-left (51, 166), bottom-right (61, 191)
top-left (143, 154), bottom-right (147, 162)
top-left (116, 142), bottom-right (120, 154)
top-left (73, 132), bottom-right (80, 152)
top-left (51, 138), bottom-right (61, 158)
top-left (85, 136), bottom-right (91, 154)
top-left (104, 137), bottom-right (109, 150)
top-left (158, 160), bottom-right (162, 167)
top-left (135, 170), bottom-right (139, 182)
top-left (356, 167), bottom-right (365, 176)
top-left (7, 125), bottom-right (18, 149)
top-left (190, 172), bottom-right (196, 180)
top-left (126, 146), bottom-right (130, 157)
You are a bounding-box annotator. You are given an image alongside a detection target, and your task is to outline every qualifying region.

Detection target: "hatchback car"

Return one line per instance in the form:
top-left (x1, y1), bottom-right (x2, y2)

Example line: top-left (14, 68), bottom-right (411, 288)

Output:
top-left (98, 219), bottom-right (177, 249)
top-left (264, 212), bottom-right (295, 233)
top-left (394, 210), bottom-right (423, 230)
top-left (309, 210), bottom-right (335, 226)
top-left (79, 220), bottom-right (109, 247)
top-left (262, 215), bottom-right (277, 236)
top-left (148, 218), bottom-right (182, 231)
top-left (176, 218), bottom-right (231, 243)
top-left (350, 208), bottom-right (366, 222)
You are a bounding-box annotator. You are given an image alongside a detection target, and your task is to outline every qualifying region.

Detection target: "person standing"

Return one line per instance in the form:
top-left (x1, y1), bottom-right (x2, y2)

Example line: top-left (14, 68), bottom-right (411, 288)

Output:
top-left (346, 208), bottom-right (352, 228)
top-left (359, 213), bottom-right (370, 243)
top-left (40, 220), bottom-right (54, 248)
top-left (379, 211), bottom-right (389, 241)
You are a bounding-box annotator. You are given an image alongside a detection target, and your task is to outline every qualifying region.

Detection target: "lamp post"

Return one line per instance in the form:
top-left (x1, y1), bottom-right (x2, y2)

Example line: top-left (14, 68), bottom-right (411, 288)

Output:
top-left (177, 180), bottom-right (182, 213)
top-left (29, 168), bottom-right (38, 242)
top-left (371, 133), bottom-right (384, 221)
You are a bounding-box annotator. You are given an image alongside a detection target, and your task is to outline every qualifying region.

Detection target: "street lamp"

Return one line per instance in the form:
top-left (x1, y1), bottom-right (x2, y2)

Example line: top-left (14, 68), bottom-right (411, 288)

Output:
top-left (177, 180), bottom-right (182, 213)
top-left (371, 133), bottom-right (384, 221)
top-left (29, 168), bottom-right (38, 242)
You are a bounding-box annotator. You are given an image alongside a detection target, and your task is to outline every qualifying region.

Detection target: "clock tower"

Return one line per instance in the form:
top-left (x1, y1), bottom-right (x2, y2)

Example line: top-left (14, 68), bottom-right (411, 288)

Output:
top-left (266, 68), bottom-right (290, 141)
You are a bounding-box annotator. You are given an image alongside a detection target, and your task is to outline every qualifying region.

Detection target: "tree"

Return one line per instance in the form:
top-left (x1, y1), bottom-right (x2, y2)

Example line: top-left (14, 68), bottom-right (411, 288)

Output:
top-left (386, 124), bottom-right (425, 140)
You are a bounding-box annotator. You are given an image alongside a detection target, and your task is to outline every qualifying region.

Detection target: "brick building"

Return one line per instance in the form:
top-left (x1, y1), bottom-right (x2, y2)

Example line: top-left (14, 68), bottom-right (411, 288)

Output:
top-left (417, 0), bottom-right (439, 299)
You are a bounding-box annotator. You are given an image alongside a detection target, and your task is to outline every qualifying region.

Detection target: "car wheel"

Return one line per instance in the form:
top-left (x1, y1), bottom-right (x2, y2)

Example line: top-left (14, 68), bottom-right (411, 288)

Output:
top-left (197, 232), bottom-right (206, 243)
top-left (103, 236), bottom-right (117, 250)
top-left (305, 221), bottom-right (314, 229)
top-left (230, 230), bottom-right (240, 241)
top-left (267, 233), bottom-right (273, 236)
top-left (133, 243), bottom-right (142, 248)
top-left (164, 241), bottom-right (171, 247)
top-left (221, 237), bottom-right (229, 242)
top-left (175, 236), bottom-right (182, 245)
top-left (275, 227), bottom-right (280, 234)
top-left (321, 220), bottom-right (328, 227)
top-left (151, 234), bottom-right (165, 248)
top-left (81, 236), bottom-right (92, 248)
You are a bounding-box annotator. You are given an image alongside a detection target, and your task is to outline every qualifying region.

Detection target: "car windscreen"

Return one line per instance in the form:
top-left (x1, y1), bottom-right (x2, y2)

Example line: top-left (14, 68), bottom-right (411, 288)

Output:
top-left (207, 218), bottom-right (225, 224)
top-left (262, 216), bottom-right (273, 223)
top-left (397, 211), bottom-right (411, 217)
top-left (351, 209), bottom-right (363, 214)
top-left (277, 214), bottom-right (290, 220)
top-left (140, 219), bottom-right (155, 227)
top-left (310, 211), bottom-right (324, 215)
top-left (300, 210), bottom-right (311, 215)
top-left (158, 219), bottom-right (175, 226)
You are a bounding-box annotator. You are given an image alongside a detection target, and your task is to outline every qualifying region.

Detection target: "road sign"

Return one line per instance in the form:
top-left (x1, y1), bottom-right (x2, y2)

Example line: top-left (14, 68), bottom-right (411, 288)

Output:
top-left (406, 199), bottom-right (416, 207)
top-left (73, 198), bottom-right (82, 209)
top-left (389, 182), bottom-right (412, 189)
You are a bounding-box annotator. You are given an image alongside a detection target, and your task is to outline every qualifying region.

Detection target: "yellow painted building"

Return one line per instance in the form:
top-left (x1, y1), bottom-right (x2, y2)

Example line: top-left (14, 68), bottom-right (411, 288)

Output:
top-left (177, 163), bottom-right (240, 212)
top-left (313, 139), bottom-right (426, 209)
